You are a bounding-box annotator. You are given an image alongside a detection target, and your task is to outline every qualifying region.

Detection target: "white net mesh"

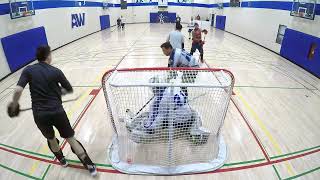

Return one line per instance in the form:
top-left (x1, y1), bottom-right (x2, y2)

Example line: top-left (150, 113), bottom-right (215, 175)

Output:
top-left (102, 68), bottom-right (235, 175)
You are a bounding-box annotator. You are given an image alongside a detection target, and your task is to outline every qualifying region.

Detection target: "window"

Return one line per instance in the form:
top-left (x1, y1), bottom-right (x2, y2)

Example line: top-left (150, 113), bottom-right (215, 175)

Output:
top-left (276, 25), bottom-right (287, 44)
top-left (230, 0), bottom-right (240, 7)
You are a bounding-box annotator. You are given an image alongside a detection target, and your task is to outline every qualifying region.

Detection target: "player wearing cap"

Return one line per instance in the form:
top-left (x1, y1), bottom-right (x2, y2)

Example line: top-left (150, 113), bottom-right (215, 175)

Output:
top-left (190, 23), bottom-right (208, 63)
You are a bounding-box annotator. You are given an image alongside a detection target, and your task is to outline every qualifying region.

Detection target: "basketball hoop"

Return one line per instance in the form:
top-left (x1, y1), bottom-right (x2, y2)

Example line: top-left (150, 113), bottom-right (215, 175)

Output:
top-left (299, 12), bottom-right (304, 17)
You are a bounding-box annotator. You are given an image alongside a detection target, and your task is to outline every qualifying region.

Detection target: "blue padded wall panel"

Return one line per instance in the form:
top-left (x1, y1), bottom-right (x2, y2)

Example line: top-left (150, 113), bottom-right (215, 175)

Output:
top-left (216, 15), bottom-right (226, 30)
top-left (168, 13), bottom-right (176, 23)
top-left (150, 13), bottom-right (158, 23)
top-left (100, 15), bottom-right (110, 30)
top-left (1, 26), bottom-right (48, 72)
top-left (150, 12), bottom-right (176, 23)
top-left (280, 28), bottom-right (320, 77)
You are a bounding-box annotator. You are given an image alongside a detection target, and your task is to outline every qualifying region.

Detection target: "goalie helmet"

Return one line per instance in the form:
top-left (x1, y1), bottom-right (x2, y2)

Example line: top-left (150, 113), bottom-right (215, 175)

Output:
top-left (149, 75), bottom-right (168, 95)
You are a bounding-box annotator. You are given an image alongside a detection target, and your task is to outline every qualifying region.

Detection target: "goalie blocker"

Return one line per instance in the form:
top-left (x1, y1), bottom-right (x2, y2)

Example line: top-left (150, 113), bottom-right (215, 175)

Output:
top-left (102, 67), bottom-right (235, 175)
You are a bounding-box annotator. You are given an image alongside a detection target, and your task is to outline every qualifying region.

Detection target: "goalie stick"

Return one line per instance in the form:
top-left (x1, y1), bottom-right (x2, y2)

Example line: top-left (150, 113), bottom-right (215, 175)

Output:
top-left (125, 92), bottom-right (207, 120)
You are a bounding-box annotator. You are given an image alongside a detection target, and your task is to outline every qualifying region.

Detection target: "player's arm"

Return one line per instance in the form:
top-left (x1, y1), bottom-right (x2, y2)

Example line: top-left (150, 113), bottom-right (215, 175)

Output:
top-left (201, 29), bottom-right (208, 33)
top-left (181, 34), bottom-right (185, 49)
top-left (10, 68), bottom-right (29, 107)
top-left (12, 86), bottom-right (23, 105)
top-left (192, 31), bottom-right (195, 40)
top-left (58, 70), bottom-right (73, 94)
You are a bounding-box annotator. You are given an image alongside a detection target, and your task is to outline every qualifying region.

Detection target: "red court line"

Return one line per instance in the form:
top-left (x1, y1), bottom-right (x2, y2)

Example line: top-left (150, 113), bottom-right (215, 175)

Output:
top-left (231, 99), bottom-right (270, 162)
top-left (60, 88), bottom-right (101, 150)
top-left (1, 143), bottom-right (319, 175)
top-left (205, 61), bottom-right (270, 161)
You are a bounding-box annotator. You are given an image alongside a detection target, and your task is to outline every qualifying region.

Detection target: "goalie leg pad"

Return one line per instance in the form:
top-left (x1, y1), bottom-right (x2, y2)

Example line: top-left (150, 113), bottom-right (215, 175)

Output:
top-left (189, 127), bottom-right (210, 145)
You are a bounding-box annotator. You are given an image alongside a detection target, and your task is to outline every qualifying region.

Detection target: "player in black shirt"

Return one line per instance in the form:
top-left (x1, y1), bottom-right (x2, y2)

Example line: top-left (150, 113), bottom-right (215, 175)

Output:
top-left (7, 45), bottom-right (97, 176)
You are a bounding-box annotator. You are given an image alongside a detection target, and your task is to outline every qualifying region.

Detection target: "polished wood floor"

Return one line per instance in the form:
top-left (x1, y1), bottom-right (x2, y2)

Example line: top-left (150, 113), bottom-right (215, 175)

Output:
top-left (0, 24), bottom-right (319, 180)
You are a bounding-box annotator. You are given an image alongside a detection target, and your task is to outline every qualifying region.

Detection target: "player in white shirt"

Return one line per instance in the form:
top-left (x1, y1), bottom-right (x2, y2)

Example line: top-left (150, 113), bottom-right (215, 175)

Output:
top-left (120, 16), bottom-right (125, 29)
top-left (166, 24), bottom-right (184, 49)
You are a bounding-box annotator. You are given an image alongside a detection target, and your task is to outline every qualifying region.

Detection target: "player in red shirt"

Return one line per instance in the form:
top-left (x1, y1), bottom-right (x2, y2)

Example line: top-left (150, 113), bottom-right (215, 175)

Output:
top-left (190, 23), bottom-right (208, 63)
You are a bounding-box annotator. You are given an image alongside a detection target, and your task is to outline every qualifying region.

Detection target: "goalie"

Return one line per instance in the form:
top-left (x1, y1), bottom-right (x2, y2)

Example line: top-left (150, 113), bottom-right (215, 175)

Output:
top-left (126, 73), bottom-right (210, 145)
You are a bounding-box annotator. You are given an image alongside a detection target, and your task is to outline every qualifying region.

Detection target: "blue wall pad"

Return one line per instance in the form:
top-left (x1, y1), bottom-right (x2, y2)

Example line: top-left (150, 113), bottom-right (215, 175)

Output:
top-left (150, 12), bottom-right (176, 23)
top-left (280, 28), bottom-right (320, 78)
top-left (216, 15), bottom-right (226, 30)
top-left (150, 13), bottom-right (158, 23)
top-left (100, 15), bottom-right (110, 30)
top-left (1, 26), bottom-right (48, 72)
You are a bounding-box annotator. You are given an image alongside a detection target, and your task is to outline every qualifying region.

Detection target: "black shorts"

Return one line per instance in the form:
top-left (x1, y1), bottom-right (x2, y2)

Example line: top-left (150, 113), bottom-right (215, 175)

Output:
top-left (33, 110), bottom-right (75, 139)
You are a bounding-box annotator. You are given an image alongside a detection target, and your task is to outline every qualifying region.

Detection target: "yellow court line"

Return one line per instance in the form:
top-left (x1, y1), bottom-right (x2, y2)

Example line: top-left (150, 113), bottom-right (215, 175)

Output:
top-left (28, 67), bottom-right (114, 175)
top-left (28, 89), bottom-right (91, 175)
top-left (235, 89), bottom-right (295, 176)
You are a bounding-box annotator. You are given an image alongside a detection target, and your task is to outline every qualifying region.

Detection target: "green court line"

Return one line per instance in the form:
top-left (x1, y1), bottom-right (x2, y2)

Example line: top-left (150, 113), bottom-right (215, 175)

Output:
top-left (272, 165), bottom-right (282, 180)
top-left (1, 142), bottom-right (320, 169)
top-left (270, 145), bottom-right (320, 160)
top-left (283, 166), bottom-right (320, 180)
top-left (1, 143), bottom-right (320, 179)
top-left (0, 143), bottom-right (53, 159)
top-left (66, 159), bottom-right (113, 168)
top-left (41, 165), bottom-right (51, 180)
top-left (0, 163), bottom-right (41, 180)
top-left (223, 158), bottom-right (265, 167)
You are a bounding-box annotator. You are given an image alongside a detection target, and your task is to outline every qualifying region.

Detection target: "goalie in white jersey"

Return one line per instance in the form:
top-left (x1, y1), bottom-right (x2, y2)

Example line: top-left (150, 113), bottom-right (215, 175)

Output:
top-left (125, 43), bottom-right (208, 144)
top-left (126, 72), bottom-right (209, 145)
top-left (160, 42), bottom-right (199, 68)
top-left (161, 41), bottom-right (199, 96)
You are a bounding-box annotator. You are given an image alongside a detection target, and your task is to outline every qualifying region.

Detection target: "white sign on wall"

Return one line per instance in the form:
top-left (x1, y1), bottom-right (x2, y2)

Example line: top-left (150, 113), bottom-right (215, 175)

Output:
top-left (158, 0), bottom-right (168, 7)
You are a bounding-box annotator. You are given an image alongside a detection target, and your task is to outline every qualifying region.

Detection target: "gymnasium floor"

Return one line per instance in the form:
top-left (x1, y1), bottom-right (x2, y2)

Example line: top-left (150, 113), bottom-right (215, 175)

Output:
top-left (0, 23), bottom-right (319, 180)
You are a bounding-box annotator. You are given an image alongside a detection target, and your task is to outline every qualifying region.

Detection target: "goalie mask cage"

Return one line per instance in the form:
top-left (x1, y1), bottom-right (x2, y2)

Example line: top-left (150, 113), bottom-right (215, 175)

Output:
top-left (102, 67), bottom-right (235, 175)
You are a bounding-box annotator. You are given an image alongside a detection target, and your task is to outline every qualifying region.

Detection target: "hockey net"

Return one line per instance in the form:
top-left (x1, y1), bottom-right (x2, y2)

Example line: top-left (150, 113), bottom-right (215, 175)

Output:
top-left (102, 67), bottom-right (235, 175)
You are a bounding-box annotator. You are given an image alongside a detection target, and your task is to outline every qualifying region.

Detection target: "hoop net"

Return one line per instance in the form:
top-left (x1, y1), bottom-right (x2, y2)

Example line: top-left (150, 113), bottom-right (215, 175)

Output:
top-left (102, 67), bottom-right (235, 175)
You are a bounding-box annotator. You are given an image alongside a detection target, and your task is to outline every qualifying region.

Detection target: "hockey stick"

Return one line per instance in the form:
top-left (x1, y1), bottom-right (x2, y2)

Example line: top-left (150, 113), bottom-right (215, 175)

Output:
top-left (19, 95), bottom-right (81, 112)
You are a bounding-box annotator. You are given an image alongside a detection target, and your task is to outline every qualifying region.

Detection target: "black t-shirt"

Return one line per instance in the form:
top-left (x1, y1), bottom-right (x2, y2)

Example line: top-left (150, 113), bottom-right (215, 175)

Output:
top-left (17, 62), bottom-right (73, 112)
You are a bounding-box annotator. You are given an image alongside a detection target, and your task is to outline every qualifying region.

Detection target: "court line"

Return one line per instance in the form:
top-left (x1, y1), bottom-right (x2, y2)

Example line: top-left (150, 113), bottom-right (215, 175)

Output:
top-left (273, 165), bottom-right (282, 180)
top-left (1, 144), bottom-right (319, 175)
top-left (2, 141), bottom-right (319, 170)
top-left (271, 145), bottom-right (320, 160)
top-left (234, 85), bottom-right (317, 90)
top-left (283, 166), bottom-right (320, 180)
top-left (235, 91), bottom-right (295, 175)
top-left (231, 99), bottom-right (270, 162)
top-left (204, 61), bottom-right (296, 176)
top-left (28, 88), bottom-right (93, 175)
top-left (0, 142), bottom-right (266, 168)
top-left (41, 165), bottom-right (51, 180)
top-left (0, 163), bottom-right (41, 180)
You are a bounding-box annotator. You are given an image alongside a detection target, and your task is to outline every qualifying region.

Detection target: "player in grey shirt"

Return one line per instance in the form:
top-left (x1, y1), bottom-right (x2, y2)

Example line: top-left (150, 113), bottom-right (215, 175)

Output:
top-left (167, 24), bottom-right (184, 50)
